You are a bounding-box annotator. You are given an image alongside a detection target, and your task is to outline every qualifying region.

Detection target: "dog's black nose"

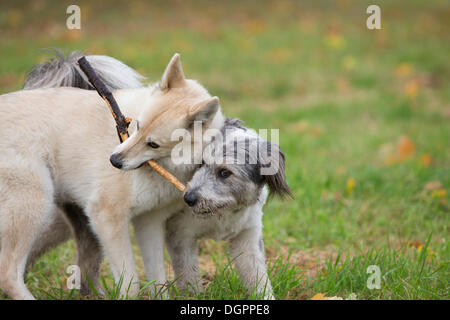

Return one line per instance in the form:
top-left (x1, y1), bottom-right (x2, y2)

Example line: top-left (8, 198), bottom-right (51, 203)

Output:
top-left (109, 153), bottom-right (123, 169)
top-left (184, 192), bottom-right (198, 207)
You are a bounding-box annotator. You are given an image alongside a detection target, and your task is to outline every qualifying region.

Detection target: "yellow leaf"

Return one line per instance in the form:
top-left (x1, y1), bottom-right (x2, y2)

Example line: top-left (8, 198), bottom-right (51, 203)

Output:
top-left (431, 189), bottom-right (447, 202)
top-left (311, 293), bottom-right (329, 300)
top-left (417, 246), bottom-right (436, 261)
top-left (346, 177), bottom-right (356, 194)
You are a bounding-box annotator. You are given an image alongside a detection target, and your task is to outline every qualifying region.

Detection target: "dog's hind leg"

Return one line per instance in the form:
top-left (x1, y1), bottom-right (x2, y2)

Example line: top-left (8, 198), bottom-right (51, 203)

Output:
top-left (62, 203), bottom-right (103, 296)
top-left (0, 164), bottom-right (55, 300)
top-left (25, 208), bottom-right (72, 273)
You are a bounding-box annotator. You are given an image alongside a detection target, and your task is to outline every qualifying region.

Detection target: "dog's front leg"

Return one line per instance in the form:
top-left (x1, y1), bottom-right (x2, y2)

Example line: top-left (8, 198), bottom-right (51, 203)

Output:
top-left (87, 202), bottom-right (139, 299)
top-left (229, 227), bottom-right (275, 300)
top-left (132, 211), bottom-right (168, 299)
top-left (165, 215), bottom-right (201, 294)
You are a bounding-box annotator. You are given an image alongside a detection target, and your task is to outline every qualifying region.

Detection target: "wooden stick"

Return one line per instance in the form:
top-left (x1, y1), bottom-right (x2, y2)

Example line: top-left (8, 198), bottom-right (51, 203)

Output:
top-left (78, 56), bottom-right (186, 192)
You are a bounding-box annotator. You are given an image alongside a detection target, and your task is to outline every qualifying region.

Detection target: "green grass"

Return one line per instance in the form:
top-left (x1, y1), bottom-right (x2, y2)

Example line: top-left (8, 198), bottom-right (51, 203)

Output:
top-left (0, 0), bottom-right (449, 300)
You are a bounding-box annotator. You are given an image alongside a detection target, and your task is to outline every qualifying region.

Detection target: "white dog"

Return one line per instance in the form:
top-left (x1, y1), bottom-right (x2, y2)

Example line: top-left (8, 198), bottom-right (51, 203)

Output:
top-left (0, 51), bottom-right (224, 299)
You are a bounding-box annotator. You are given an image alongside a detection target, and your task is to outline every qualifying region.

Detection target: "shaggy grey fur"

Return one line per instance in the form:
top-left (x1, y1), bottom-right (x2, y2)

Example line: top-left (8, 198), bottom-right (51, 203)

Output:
top-left (23, 48), bottom-right (145, 91)
top-left (164, 123), bottom-right (292, 299)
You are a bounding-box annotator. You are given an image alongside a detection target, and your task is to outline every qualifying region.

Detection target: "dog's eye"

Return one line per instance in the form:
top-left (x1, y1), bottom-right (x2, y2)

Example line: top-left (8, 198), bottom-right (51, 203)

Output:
top-left (147, 141), bottom-right (160, 149)
top-left (218, 169), bottom-right (232, 179)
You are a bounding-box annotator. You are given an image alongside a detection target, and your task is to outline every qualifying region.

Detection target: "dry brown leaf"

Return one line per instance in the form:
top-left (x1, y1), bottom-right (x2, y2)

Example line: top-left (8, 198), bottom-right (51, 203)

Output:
top-left (397, 136), bottom-right (416, 161)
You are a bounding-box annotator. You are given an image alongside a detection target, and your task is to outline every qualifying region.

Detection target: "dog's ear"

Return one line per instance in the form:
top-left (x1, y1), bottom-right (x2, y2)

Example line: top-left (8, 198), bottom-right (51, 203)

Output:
top-left (188, 96), bottom-right (220, 128)
top-left (258, 141), bottom-right (293, 199)
top-left (161, 53), bottom-right (186, 89)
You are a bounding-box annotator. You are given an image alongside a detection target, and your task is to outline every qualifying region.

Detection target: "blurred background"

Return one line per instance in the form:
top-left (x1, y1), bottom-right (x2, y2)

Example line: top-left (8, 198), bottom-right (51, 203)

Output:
top-left (0, 0), bottom-right (448, 299)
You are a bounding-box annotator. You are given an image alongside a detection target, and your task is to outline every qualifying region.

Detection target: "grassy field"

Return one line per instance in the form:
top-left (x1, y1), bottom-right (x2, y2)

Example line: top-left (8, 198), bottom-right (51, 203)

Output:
top-left (0, 0), bottom-right (448, 299)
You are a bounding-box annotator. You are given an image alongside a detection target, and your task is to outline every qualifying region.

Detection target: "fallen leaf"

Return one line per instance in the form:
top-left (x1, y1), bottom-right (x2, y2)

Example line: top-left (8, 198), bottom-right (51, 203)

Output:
top-left (408, 240), bottom-right (424, 249)
top-left (397, 136), bottom-right (416, 161)
top-left (346, 177), bottom-right (356, 194)
top-left (431, 189), bottom-right (447, 202)
top-left (311, 293), bottom-right (328, 300)
top-left (417, 246), bottom-right (436, 261)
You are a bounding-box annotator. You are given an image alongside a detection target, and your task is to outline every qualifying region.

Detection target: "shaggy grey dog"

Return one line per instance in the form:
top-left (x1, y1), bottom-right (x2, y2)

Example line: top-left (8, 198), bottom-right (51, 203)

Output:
top-left (165, 119), bottom-right (291, 299)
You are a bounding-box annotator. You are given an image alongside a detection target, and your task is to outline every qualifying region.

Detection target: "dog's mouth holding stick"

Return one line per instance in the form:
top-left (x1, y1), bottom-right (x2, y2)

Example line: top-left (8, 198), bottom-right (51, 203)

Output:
top-left (78, 56), bottom-right (186, 193)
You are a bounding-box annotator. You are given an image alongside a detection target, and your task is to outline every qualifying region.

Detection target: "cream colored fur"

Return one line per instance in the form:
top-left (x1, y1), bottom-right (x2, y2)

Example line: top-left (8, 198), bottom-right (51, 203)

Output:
top-left (0, 54), bottom-right (225, 299)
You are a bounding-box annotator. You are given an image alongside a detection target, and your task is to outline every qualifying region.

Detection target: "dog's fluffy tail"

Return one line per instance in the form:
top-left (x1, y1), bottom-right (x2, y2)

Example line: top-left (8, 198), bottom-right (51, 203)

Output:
top-left (23, 49), bottom-right (145, 91)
